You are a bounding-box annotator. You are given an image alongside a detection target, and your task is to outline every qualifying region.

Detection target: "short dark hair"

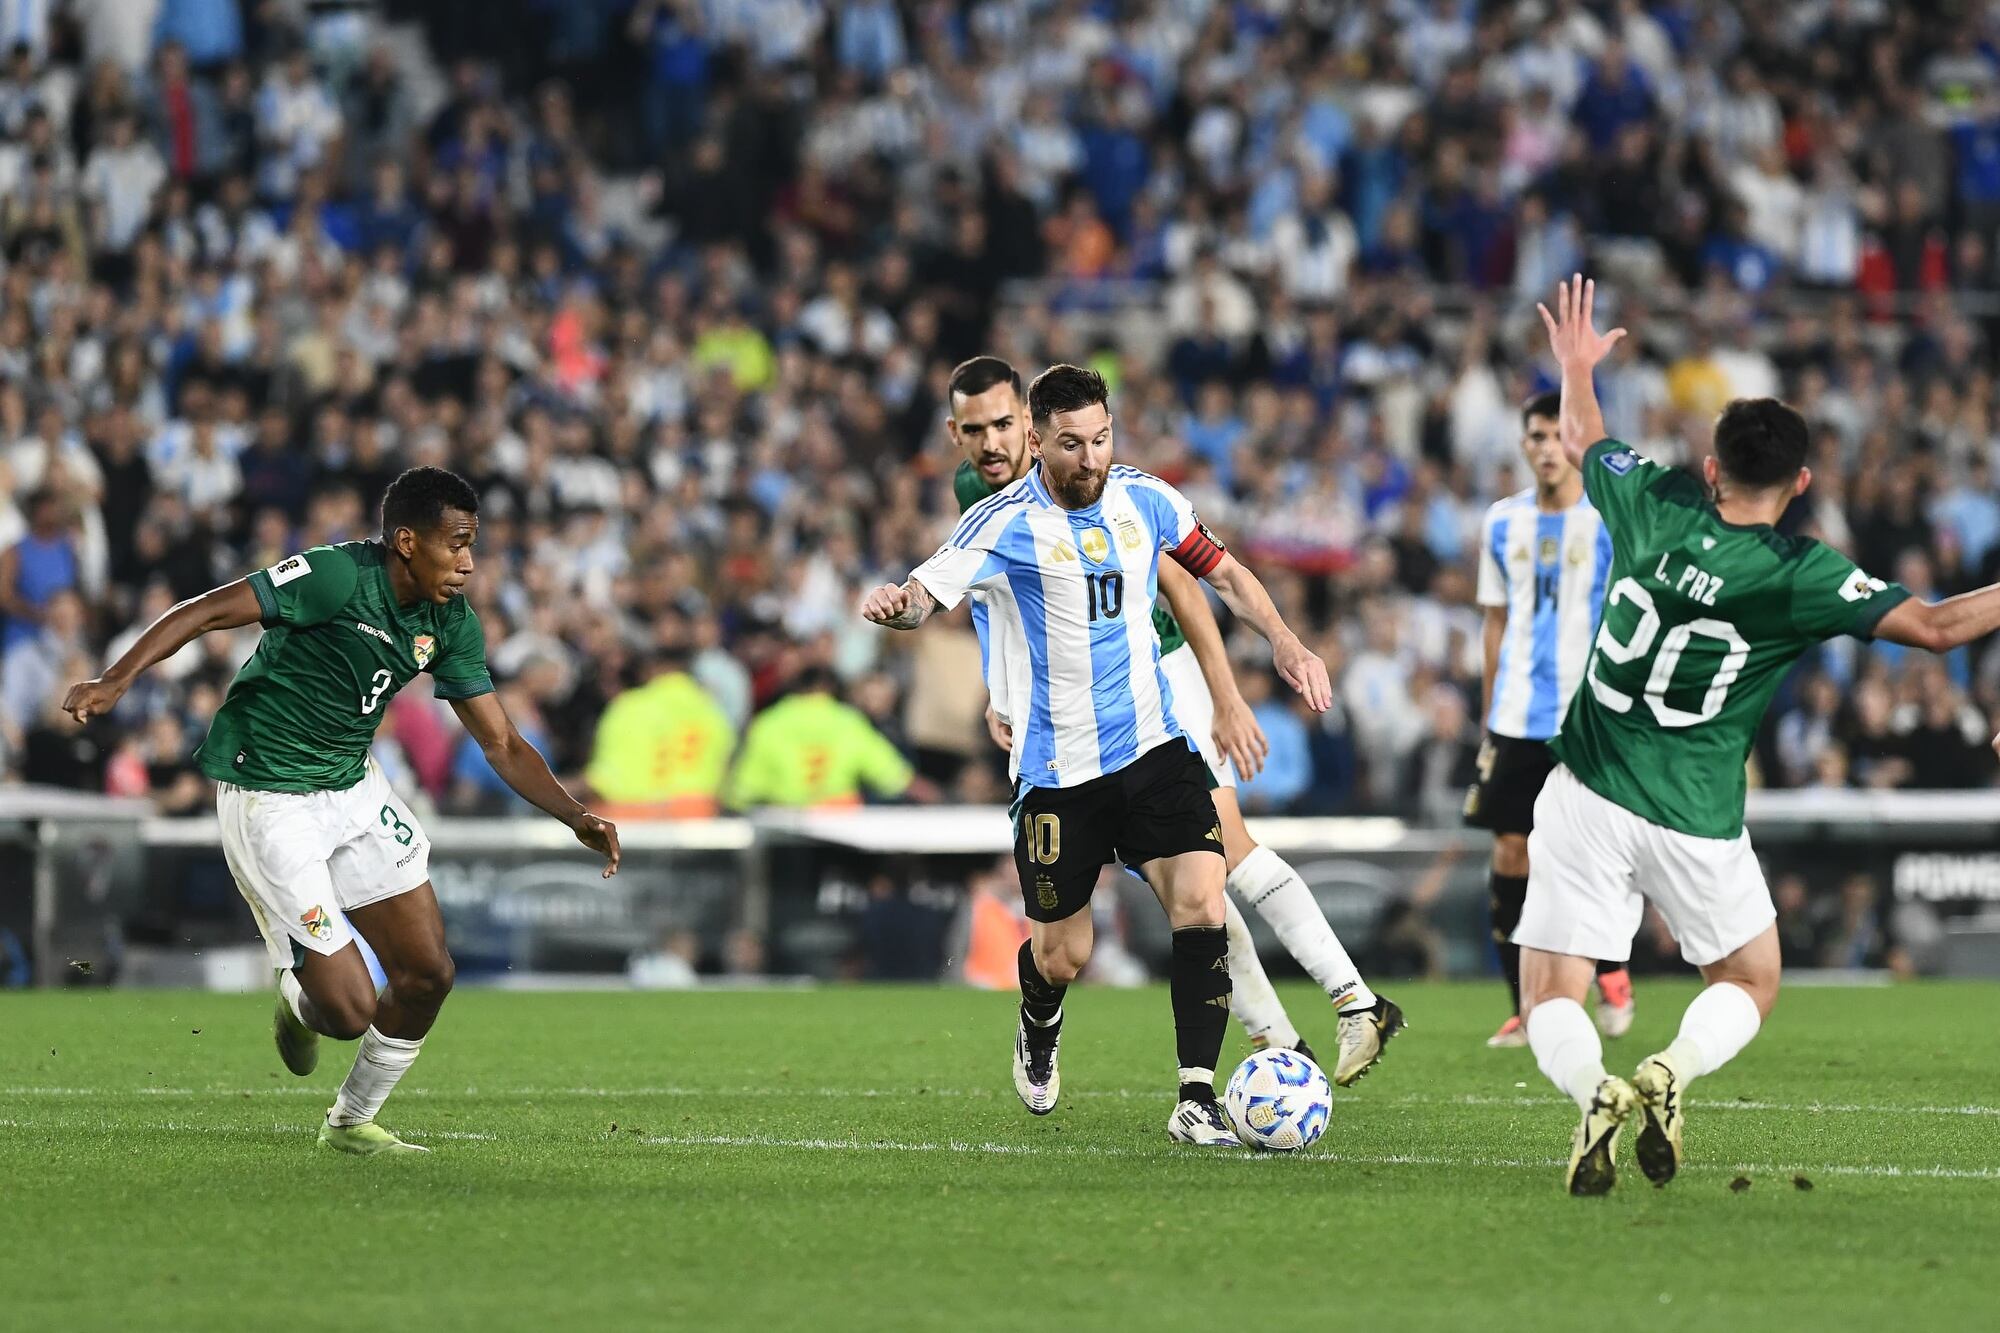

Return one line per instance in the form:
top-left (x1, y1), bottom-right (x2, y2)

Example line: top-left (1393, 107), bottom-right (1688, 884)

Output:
top-left (947, 356), bottom-right (1021, 406)
top-left (381, 466), bottom-right (479, 539)
top-left (1713, 398), bottom-right (1809, 491)
top-left (1521, 391), bottom-right (1561, 428)
top-left (1027, 363), bottom-right (1108, 427)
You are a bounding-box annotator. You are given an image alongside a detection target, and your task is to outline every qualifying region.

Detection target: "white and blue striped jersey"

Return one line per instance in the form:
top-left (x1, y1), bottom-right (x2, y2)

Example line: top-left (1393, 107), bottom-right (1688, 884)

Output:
top-left (1476, 488), bottom-right (1614, 741)
top-left (913, 464), bottom-right (1225, 789)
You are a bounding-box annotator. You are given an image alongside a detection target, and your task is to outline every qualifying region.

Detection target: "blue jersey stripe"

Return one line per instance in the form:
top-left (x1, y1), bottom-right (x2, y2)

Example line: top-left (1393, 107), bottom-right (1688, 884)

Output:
top-left (1525, 511), bottom-right (1565, 736)
top-left (949, 486), bottom-right (1032, 549)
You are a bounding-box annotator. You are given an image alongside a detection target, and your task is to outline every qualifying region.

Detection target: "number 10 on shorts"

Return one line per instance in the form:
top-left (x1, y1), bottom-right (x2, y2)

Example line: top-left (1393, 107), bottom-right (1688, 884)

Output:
top-left (1026, 813), bottom-right (1060, 864)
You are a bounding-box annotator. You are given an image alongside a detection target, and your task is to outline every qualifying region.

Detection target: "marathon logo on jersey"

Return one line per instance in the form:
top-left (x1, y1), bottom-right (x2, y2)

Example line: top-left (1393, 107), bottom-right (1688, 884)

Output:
top-left (267, 553), bottom-right (312, 587)
top-left (412, 635), bottom-right (436, 668)
top-left (1598, 448), bottom-right (1640, 476)
top-left (299, 905), bottom-right (332, 942)
top-left (1840, 570), bottom-right (1889, 603)
top-left (354, 621), bottom-right (392, 645)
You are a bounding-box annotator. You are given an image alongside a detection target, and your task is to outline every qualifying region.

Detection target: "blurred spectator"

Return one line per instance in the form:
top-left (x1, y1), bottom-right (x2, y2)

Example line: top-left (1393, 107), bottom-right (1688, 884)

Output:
top-left (725, 667), bottom-right (927, 810)
top-left (583, 644), bottom-right (734, 820)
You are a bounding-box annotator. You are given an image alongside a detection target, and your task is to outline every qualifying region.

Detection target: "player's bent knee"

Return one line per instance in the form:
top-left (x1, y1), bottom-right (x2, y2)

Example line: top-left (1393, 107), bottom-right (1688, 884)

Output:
top-left (1035, 947), bottom-right (1084, 987)
top-left (1492, 835), bottom-right (1530, 879)
top-left (317, 992), bottom-right (375, 1041)
top-left (390, 954), bottom-right (456, 1011)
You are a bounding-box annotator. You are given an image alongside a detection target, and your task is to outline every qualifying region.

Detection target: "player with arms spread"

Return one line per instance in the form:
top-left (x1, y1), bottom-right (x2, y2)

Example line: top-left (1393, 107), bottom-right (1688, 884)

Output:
top-left (1526, 278), bottom-right (2000, 1195)
top-left (944, 356), bottom-right (1400, 1085)
top-left (864, 364), bottom-right (1332, 1145)
top-left (63, 468), bottom-right (620, 1155)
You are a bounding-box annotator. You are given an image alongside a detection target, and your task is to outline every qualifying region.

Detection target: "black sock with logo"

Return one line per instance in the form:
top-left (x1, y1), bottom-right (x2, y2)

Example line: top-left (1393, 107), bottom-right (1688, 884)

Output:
top-left (1018, 941), bottom-right (1065, 1037)
top-left (1170, 925), bottom-right (1231, 1101)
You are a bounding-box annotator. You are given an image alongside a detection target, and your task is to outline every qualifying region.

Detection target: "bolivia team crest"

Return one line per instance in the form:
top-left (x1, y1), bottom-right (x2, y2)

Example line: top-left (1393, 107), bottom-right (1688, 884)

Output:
top-left (413, 635), bottom-right (436, 668)
top-left (300, 905), bottom-right (332, 941)
top-left (1079, 528), bottom-right (1110, 564)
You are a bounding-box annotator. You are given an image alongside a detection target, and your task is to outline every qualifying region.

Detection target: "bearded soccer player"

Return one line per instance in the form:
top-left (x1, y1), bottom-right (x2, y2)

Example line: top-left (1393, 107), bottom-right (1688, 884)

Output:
top-left (63, 468), bottom-right (619, 1155)
top-left (1526, 277), bottom-right (2000, 1195)
top-left (865, 364), bottom-right (1333, 1146)
top-left (944, 356), bottom-right (1401, 1085)
top-left (1468, 391), bottom-right (1634, 1048)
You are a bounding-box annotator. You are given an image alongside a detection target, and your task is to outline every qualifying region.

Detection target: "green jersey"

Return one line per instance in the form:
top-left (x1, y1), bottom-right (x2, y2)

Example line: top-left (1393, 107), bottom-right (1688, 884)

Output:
top-left (952, 459), bottom-right (1188, 654)
top-left (1552, 440), bottom-right (1911, 839)
top-left (195, 542), bottom-right (494, 793)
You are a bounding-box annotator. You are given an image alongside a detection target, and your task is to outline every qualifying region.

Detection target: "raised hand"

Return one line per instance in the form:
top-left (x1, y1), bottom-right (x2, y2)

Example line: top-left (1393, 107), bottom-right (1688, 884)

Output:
top-left (1536, 273), bottom-right (1627, 373)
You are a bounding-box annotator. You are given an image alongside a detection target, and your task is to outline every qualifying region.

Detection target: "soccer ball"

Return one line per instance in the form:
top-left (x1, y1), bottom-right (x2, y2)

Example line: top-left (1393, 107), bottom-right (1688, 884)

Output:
top-left (1224, 1048), bottom-right (1332, 1152)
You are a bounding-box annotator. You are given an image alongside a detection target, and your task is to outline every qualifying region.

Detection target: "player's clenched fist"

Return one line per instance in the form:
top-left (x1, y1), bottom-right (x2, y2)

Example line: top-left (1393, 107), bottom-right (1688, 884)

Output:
top-left (860, 582), bottom-right (911, 624)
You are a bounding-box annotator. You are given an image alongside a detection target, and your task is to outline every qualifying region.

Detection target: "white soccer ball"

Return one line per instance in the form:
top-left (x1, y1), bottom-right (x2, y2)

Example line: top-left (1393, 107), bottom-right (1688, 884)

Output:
top-left (1224, 1048), bottom-right (1332, 1152)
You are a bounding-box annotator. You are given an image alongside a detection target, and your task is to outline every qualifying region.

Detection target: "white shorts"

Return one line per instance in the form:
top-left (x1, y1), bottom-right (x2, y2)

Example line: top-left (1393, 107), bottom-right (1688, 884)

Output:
top-left (1159, 644), bottom-right (1236, 790)
top-left (1515, 764), bottom-right (1775, 967)
top-left (217, 759), bottom-right (432, 969)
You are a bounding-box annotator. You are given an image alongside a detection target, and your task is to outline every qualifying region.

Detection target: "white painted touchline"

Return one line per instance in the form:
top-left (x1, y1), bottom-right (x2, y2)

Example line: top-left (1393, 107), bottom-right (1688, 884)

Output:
top-left (5, 1085), bottom-right (1999, 1118)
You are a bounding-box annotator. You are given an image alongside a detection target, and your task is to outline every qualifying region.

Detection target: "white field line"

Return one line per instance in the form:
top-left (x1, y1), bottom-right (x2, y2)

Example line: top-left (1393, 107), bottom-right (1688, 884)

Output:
top-left (0, 1115), bottom-right (1983, 1179)
top-left (4, 1085), bottom-right (1998, 1119)
top-left (632, 1132), bottom-right (2000, 1181)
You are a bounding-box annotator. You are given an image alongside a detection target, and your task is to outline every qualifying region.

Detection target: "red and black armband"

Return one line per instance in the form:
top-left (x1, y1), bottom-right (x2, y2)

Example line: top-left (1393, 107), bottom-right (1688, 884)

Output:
top-left (1168, 520), bottom-right (1227, 577)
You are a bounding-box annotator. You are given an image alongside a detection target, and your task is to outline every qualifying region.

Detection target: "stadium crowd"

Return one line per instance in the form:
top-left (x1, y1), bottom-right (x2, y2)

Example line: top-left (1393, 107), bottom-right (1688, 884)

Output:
top-left (4, 0), bottom-right (2000, 830)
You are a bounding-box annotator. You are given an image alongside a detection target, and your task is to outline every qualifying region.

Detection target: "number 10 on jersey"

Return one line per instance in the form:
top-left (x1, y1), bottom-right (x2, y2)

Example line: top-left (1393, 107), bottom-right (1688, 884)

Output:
top-left (1086, 572), bottom-right (1123, 622)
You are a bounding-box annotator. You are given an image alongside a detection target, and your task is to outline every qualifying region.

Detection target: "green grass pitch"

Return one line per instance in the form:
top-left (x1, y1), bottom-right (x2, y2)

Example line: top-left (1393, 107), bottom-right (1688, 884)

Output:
top-left (3, 980), bottom-right (1995, 1331)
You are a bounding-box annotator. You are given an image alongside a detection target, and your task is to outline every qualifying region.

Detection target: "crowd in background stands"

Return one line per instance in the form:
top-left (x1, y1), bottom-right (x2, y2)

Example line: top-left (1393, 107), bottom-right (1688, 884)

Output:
top-left (4, 0), bottom-right (2000, 829)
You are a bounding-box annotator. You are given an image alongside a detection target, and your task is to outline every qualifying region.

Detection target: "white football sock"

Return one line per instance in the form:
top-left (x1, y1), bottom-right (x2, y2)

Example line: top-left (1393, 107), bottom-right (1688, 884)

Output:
top-left (1223, 896), bottom-right (1299, 1050)
top-left (327, 1026), bottom-right (424, 1128)
top-left (1527, 998), bottom-right (1607, 1111)
top-left (278, 969), bottom-right (308, 1025)
top-left (1663, 982), bottom-right (1761, 1081)
top-left (1228, 846), bottom-right (1377, 1012)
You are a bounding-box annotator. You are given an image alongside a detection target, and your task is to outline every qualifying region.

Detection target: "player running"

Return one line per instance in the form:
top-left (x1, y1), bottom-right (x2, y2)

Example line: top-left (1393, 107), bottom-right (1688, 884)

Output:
top-left (944, 356), bottom-right (1400, 1084)
top-left (864, 364), bottom-right (1333, 1146)
top-left (1468, 392), bottom-right (1634, 1048)
top-left (62, 468), bottom-right (619, 1156)
top-left (1526, 277), bottom-right (2000, 1195)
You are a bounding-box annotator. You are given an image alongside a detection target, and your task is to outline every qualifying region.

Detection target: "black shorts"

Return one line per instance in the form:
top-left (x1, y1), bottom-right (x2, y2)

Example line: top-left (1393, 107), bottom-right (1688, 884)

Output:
top-left (1013, 739), bottom-right (1223, 923)
top-left (1462, 733), bottom-right (1558, 836)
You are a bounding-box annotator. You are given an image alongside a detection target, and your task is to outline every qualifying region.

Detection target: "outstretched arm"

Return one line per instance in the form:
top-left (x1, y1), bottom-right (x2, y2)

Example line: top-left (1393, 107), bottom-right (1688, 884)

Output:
top-left (449, 693), bottom-right (620, 876)
top-left (63, 579), bottom-right (264, 722)
top-left (1200, 552), bottom-right (1332, 712)
top-left (1536, 273), bottom-right (1627, 469)
top-left (1873, 586), bottom-right (2000, 654)
top-left (1158, 557), bottom-right (1267, 778)
top-left (860, 578), bottom-right (939, 631)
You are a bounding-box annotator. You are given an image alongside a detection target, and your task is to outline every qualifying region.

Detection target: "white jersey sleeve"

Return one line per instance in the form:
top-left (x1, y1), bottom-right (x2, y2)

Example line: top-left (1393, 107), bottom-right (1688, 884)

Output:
top-left (911, 492), bottom-right (1022, 610)
top-left (1476, 502), bottom-right (1508, 609)
top-left (1116, 467), bottom-right (1227, 575)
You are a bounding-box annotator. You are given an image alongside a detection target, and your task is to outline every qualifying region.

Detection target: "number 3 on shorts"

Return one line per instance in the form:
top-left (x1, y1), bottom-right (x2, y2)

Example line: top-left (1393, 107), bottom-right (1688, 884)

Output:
top-left (1027, 813), bottom-right (1060, 865)
top-left (379, 803), bottom-right (415, 846)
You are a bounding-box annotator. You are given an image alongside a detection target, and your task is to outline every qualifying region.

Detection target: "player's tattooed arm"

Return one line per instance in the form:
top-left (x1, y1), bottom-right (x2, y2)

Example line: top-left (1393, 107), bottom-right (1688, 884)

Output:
top-left (1535, 274), bottom-right (1626, 469)
top-left (62, 579), bottom-right (264, 723)
top-left (860, 579), bottom-right (937, 631)
top-left (1199, 553), bottom-right (1333, 713)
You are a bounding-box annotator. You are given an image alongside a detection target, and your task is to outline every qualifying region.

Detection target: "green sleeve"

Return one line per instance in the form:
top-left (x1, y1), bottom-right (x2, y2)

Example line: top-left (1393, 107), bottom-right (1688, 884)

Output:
top-left (431, 604), bottom-right (495, 701)
top-left (848, 708), bottom-right (914, 797)
top-left (1788, 542), bottom-right (1913, 642)
top-left (1579, 440), bottom-right (1705, 547)
top-left (245, 546), bottom-right (358, 628)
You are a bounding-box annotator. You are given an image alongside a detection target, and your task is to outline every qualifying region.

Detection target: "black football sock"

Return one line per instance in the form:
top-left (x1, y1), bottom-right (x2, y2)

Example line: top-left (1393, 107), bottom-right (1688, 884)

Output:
top-left (1490, 871), bottom-right (1528, 1016)
top-left (1170, 925), bottom-right (1231, 1101)
top-left (1594, 958), bottom-right (1626, 977)
top-left (1018, 941), bottom-right (1065, 1036)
